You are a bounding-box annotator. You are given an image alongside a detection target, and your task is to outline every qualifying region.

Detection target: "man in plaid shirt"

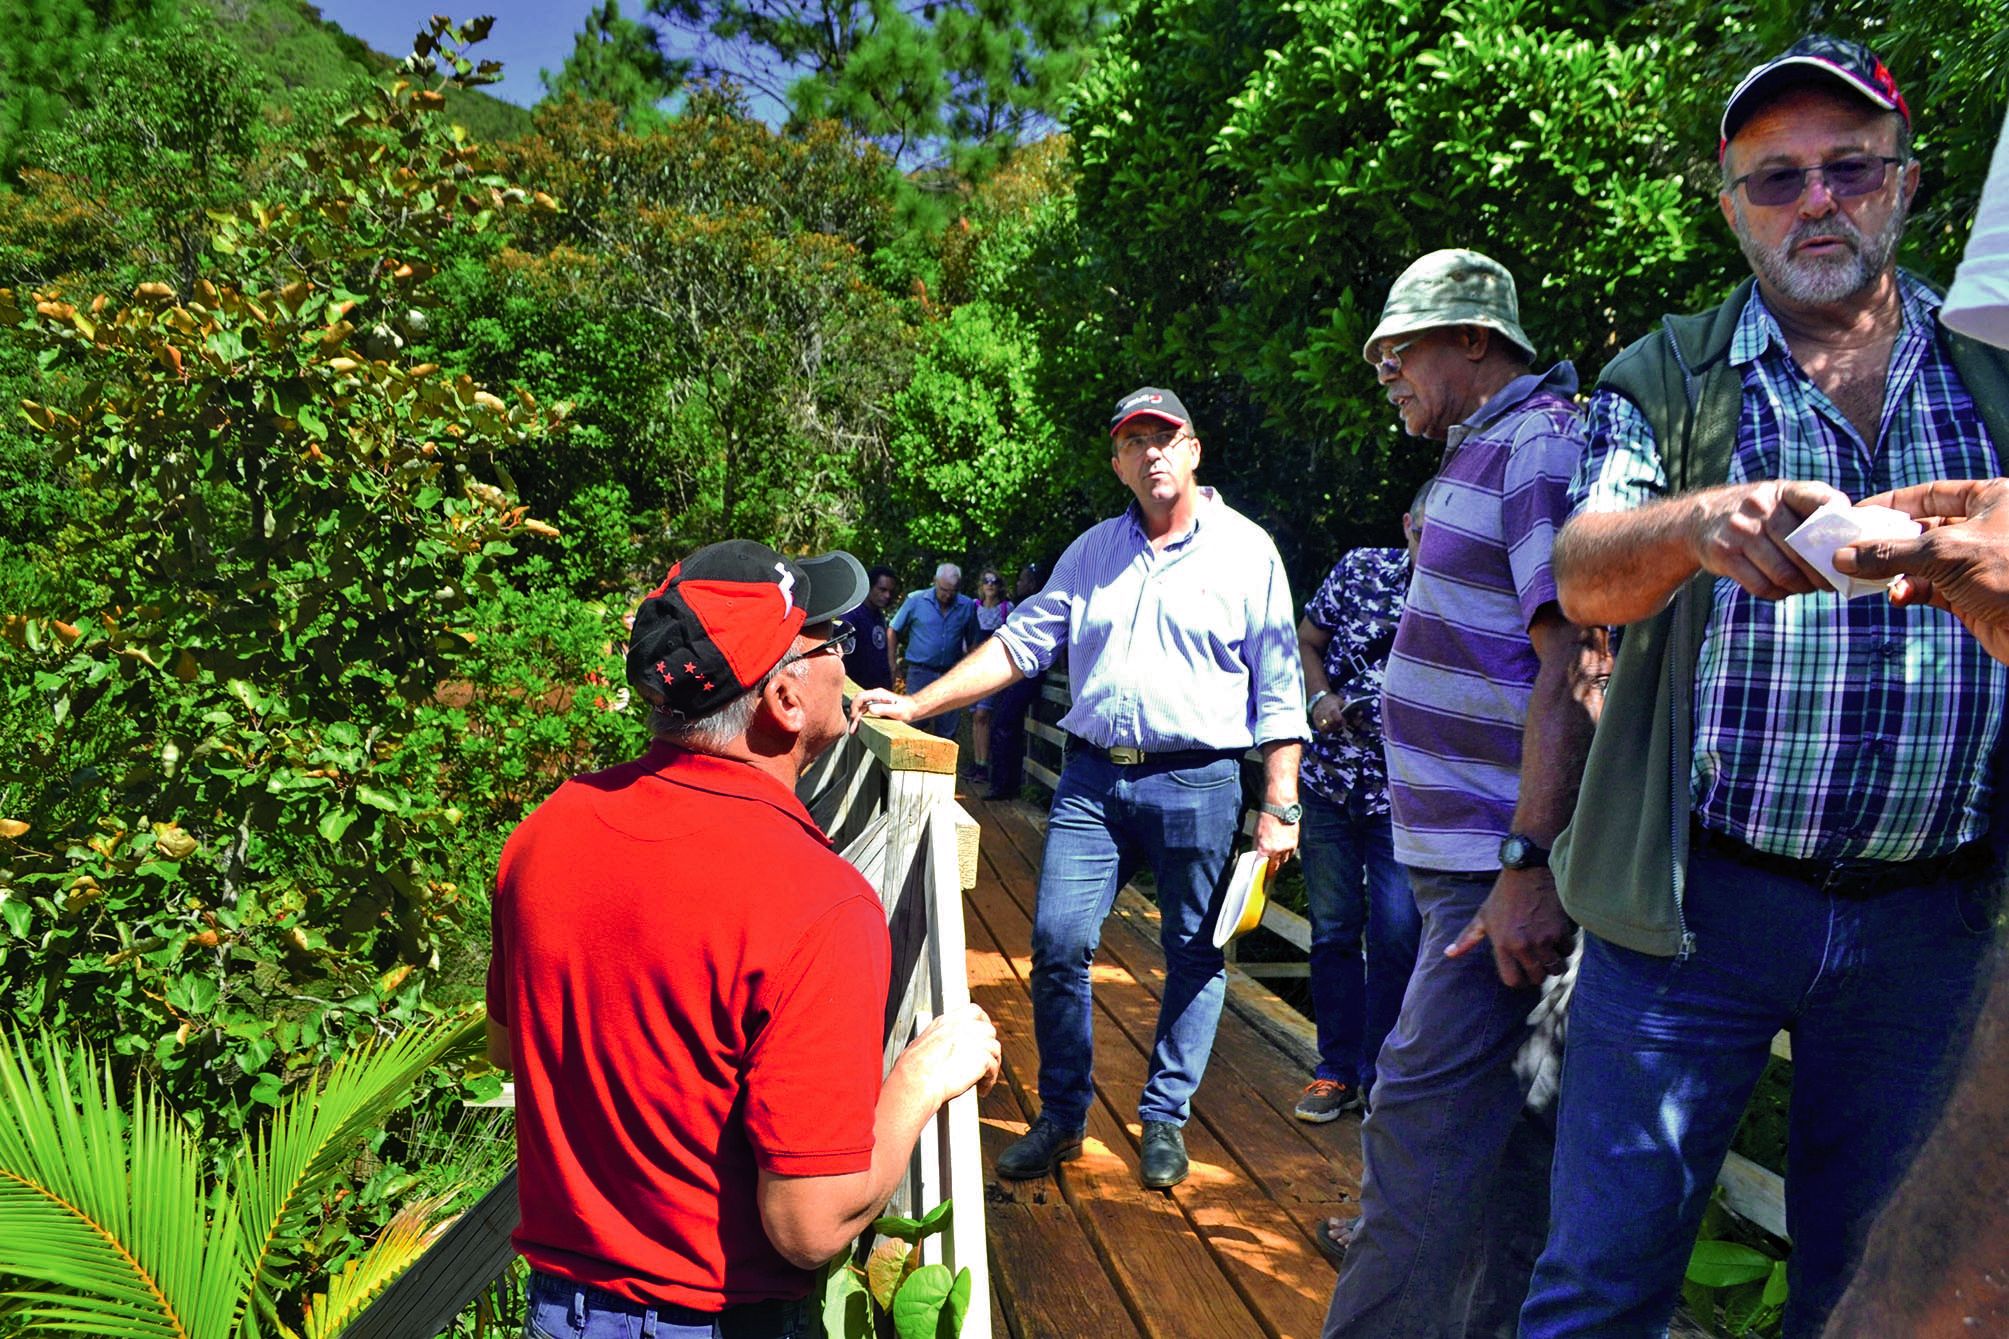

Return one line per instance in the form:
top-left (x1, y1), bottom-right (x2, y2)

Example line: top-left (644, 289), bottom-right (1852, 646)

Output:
top-left (1524, 36), bottom-right (2008, 1337)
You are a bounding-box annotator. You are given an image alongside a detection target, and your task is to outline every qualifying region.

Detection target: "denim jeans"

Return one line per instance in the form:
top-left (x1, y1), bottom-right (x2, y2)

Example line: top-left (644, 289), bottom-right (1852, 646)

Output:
top-left (984, 673), bottom-right (1040, 796)
top-left (1302, 789), bottom-right (1421, 1092)
top-left (1519, 842), bottom-right (1998, 1339)
top-left (524, 1271), bottom-right (808, 1339)
top-left (1324, 867), bottom-right (1562, 1339)
top-left (1029, 749), bottom-right (1242, 1128)
top-left (903, 664), bottom-right (960, 740)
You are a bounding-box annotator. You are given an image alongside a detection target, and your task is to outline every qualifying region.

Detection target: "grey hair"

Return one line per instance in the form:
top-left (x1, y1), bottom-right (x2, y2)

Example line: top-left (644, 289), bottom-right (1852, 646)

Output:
top-left (934, 562), bottom-right (961, 583)
top-left (651, 656), bottom-right (810, 753)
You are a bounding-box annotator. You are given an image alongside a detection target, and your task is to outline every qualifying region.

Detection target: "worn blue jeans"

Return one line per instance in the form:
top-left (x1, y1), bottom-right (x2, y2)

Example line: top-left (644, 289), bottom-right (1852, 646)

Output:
top-left (1029, 749), bottom-right (1242, 1128)
top-left (524, 1271), bottom-right (808, 1339)
top-left (1324, 867), bottom-right (1563, 1339)
top-left (902, 663), bottom-right (960, 740)
top-left (1519, 842), bottom-right (1998, 1339)
top-left (1302, 789), bottom-right (1421, 1092)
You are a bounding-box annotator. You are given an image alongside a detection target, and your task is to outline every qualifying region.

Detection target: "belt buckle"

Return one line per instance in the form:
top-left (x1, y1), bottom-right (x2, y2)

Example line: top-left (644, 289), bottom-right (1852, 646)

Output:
top-left (1107, 745), bottom-right (1147, 765)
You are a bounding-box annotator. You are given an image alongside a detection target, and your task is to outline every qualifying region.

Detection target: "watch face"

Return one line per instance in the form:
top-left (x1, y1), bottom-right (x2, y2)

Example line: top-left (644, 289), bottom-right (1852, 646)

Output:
top-left (1499, 835), bottom-right (1545, 868)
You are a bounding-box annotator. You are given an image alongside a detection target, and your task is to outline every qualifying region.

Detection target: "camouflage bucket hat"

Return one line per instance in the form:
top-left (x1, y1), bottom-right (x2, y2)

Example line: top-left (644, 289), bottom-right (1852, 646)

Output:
top-left (1362, 248), bottom-right (1537, 366)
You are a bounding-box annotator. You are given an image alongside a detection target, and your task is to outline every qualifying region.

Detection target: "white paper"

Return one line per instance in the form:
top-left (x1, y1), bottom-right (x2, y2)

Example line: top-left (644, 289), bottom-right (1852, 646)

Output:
top-left (1783, 498), bottom-right (1922, 599)
top-left (1212, 850), bottom-right (1270, 949)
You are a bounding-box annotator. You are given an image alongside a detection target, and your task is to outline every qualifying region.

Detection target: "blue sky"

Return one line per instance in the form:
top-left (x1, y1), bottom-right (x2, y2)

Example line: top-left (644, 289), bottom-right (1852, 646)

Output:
top-left (316, 1), bottom-right (629, 108)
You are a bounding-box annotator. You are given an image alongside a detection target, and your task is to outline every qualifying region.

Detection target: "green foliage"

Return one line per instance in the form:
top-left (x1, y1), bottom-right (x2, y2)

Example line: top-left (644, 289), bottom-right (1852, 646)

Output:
top-left (540, 0), bottom-right (691, 130)
top-left (818, 1199), bottom-right (972, 1339)
top-left (0, 0), bottom-right (177, 177)
top-left (654, 0), bottom-right (1113, 179)
top-left (0, 18), bottom-right (561, 1149)
top-left (0, 1011), bottom-right (482, 1338)
top-left (877, 300), bottom-right (1076, 571)
top-left (1684, 1195), bottom-right (1789, 1337)
top-left (454, 89), bottom-right (918, 555)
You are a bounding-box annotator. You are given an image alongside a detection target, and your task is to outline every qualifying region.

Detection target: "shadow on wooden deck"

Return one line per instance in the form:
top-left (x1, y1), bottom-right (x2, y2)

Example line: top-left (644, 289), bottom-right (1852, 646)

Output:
top-left (961, 791), bottom-right (1364, 1339)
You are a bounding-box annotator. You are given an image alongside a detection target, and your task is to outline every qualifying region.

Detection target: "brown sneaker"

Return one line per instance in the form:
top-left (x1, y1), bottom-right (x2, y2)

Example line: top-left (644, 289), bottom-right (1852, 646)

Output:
top-left (1292, 1078), bottom-right (1361, 1123)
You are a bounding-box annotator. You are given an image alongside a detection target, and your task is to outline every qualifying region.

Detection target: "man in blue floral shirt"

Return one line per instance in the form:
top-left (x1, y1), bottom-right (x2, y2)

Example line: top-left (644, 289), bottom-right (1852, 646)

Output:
top-left (1291, 480), bottom-right (1430, 1122)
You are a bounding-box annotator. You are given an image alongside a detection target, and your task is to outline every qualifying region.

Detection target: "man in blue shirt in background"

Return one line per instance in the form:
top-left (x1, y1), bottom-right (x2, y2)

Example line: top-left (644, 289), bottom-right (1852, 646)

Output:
top-left (852, 385), bottom-right (1307, 1189)
top-left (841, 565), bottom-right (900, 692)
top-left (890, 562), bottom-right (979, 738)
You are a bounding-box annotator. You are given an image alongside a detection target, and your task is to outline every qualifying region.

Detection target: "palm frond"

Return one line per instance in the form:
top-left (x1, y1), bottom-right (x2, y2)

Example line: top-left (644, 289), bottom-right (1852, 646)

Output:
top-left (0, 1027), bottom-right (249, 1339)
top-left (298, 1191), bottom-right (459, 1339)
top-left (233, 1010), bottom-right (485, 1325)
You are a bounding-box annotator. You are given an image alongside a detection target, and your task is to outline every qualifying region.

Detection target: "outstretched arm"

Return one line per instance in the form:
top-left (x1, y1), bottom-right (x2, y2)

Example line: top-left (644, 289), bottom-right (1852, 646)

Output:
top-left (1555, 480), bottom-right (1843, 626)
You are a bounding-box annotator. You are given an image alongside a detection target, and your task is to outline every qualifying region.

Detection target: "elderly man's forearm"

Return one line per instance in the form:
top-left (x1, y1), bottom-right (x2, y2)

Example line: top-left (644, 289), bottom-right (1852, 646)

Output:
top-left (1554, 502), bottom-right (1702, 626)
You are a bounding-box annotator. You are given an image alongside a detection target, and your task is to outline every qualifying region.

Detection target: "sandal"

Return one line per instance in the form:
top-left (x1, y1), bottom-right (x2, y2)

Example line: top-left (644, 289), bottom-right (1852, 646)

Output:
top-left (1314, 1217), bottom-right (1355, 1269)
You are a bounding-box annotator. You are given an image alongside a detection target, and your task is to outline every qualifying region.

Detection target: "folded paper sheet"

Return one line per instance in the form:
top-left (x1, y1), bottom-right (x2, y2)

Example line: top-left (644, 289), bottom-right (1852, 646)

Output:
top-left (1783, 498), bottom-right (1923, 599)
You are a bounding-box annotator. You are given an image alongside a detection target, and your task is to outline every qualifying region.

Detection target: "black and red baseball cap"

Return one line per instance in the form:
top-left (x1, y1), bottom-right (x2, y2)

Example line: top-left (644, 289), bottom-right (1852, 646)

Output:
top-left (1109, 386), bottom-right (1192, 436)
top-left (626, 539), bottom-right (868, 720)
top-left (1721, 34), bottom-right (1910, 157)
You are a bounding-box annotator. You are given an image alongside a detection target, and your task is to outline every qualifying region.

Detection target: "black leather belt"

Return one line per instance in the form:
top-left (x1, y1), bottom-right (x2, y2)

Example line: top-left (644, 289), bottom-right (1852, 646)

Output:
top-left (1067, 734), bottom-right (1237, 768)
top-left (1690, 821), bottom-right (1989, 898)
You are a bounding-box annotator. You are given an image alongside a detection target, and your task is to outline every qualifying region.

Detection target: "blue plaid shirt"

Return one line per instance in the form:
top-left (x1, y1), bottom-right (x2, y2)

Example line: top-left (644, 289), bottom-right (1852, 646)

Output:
top-left (1572, 274), bottom-right (2005, 862)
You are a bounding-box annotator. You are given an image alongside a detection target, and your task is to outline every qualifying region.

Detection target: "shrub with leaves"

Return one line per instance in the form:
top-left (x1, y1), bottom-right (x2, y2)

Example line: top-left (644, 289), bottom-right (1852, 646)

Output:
top-left (0, 1011), bottom-right (483, 1338)
top-left (0, 17), bottom-right (562, 1145)
top-left (818, 1199), bottom-right (972, 1339)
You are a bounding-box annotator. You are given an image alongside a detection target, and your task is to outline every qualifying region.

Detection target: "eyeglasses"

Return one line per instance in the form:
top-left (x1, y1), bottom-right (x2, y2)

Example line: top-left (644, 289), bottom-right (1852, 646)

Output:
top-left (785, 624), bottom-right (855, 665)
top-left (1731, 155), bottom-right (1904, 208)
top-left (1374, 337), bottom-right (1422, 380)
top-left (1116, 428), bottom-right (1183, 454)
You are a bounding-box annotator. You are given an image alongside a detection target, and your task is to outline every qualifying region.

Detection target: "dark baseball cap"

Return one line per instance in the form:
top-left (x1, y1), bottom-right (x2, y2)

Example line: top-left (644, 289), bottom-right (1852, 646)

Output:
top-left (1721, 34), bottom-right (1910, 155)
top-left (1109, 386), bottom-right (1192, 436)
top-left (627, 539), bottom-right (868, 720)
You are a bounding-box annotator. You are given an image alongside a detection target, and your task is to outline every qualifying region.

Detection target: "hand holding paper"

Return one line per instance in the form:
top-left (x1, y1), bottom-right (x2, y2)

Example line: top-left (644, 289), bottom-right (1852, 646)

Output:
top-left (1783, 498), bottom-right (1924, 599)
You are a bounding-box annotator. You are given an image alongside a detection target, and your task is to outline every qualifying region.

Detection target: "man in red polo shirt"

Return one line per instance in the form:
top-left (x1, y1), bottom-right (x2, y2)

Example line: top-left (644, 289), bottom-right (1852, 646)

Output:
top-left (486, 539), bottom-right (1000, 1338)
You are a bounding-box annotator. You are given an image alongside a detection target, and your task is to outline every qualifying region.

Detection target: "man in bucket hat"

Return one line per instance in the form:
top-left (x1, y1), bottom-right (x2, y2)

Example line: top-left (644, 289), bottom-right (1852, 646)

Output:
top-left (852, 387), bottom-right (1308, 1192)
top-left (1321, 249), bottom-right (1608, 1339)
top-left (487, 539), bottom-right (1000, 1338)
top-left (1523, 33), bottom-right (2009, 1337)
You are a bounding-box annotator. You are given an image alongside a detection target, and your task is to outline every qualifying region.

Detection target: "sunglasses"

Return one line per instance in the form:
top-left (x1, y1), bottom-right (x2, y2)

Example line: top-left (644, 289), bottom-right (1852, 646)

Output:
top-left (1730, 154), bottom-right (1904, 208)
top-left (1116, 428), bottom-right (1183, 454)
top-left (1374, 336), bottom-right (1421, 380)
top-left (787, 624), bottom-right (855, 663)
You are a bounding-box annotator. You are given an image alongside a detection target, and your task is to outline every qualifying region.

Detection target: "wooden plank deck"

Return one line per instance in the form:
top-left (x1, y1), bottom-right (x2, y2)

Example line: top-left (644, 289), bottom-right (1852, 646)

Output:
top-left (961, 791), bottom-right (1363, 1339)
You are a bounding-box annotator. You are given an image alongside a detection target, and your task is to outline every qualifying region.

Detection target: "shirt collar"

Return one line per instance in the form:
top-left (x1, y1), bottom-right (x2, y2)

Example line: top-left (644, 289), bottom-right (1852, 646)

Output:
top-left (638, 739), bottom-right (829, 845)
top-left (1731, 270), bottom-right (1942, 368)
top-left (1450, 361), bottom-right (1579, 442)
top-left (1125, 485), bottom-right (1218, 551)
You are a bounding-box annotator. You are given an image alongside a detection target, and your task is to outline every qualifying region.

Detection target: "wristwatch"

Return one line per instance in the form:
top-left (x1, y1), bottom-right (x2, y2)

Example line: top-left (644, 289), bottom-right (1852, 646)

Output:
top-left (1306, 689), bottom-right (1331, 719)
top-left (1260, 800), bottom-right (1304, 824)
top-left (1498, 833), bottom-right (1550, 870)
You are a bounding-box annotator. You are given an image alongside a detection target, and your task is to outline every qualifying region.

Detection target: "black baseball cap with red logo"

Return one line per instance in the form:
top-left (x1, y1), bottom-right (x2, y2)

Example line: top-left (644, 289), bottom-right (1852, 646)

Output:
top-left (1109, 386), bottom-right (1193, 436)
top-left (627, 539), bottom-right (868, 720)
top-left (1720, 34), bottom-right (1910, 156)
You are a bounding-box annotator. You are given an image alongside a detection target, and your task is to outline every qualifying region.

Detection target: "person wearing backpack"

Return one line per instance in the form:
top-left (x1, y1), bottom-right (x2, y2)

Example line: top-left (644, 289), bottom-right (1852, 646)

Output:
top-left (1521, 35), bottom-right (2009, 1338)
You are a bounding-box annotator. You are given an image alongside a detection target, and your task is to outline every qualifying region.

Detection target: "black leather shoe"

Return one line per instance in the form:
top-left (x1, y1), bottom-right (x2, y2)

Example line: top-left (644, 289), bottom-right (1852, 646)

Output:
top-left (996, 1115), bottom-right (1084, 1180)
top-left (1139, 1120), bottom-right (1188, 1188)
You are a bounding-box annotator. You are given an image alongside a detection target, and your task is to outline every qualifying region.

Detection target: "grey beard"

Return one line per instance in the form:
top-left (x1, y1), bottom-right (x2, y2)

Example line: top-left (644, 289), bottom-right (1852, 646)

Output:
top-left (1734, 196), bottom-right (1908, 304)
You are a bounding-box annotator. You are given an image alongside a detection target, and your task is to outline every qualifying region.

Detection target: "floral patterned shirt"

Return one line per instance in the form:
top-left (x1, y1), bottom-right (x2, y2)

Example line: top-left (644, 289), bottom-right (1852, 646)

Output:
top-left (1301, 547), bottom-right (1411, 812)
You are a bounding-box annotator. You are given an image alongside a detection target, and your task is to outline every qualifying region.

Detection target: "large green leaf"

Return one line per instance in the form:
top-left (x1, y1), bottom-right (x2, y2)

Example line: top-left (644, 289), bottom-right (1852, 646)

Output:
top-left (232, 1010), bottom-right (485, 1331)
top-left (0, 1027), bottom-right (249, 1339)
top-left (1685, 1239), bottom-right (1775, 1289)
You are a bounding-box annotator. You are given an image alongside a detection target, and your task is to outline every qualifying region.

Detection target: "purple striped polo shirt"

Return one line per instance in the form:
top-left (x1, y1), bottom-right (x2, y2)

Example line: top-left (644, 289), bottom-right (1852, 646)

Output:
top-left (1381, 362), bottom-right (1585, 871)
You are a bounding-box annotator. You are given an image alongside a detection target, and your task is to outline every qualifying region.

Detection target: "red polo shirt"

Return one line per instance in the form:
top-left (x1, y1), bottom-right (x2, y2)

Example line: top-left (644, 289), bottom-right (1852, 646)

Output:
top-left (486, 741), bottom-right (890, 1309)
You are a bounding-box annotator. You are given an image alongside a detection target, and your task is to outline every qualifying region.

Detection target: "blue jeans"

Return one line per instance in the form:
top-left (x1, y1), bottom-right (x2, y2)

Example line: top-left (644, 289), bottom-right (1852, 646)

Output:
top-left (1324, 867), bottom-right (1563, 1339)
top-left (903, 664), bottom-right (960, 739)
top-left (524, 1271), bottom-right (808, 1338)
top-left (1519, 842), bottom-right (1998, 1339)
top-left (984, 673), bottom-right (1039, 796)
top-left (1030, 749), bottom-right (1242, 1128)
top-left (1302, 789), bottom-right (1421, 1091)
